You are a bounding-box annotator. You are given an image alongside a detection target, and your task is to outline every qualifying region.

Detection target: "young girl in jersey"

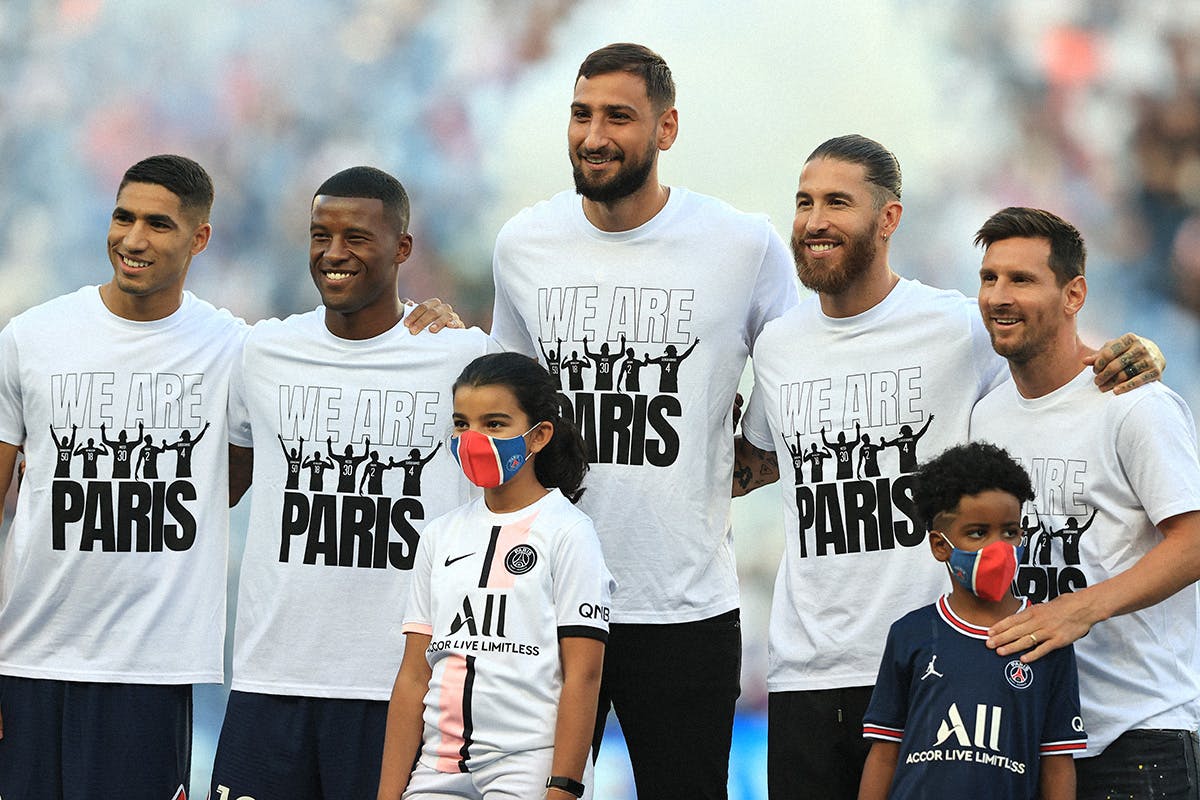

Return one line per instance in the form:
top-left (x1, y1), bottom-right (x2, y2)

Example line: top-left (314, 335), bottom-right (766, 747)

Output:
top-left (378, 352), bottom-right (612, 800)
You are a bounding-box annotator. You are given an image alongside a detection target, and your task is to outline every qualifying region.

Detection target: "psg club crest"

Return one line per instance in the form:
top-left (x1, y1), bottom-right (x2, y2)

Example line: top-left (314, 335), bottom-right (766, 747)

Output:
top-left (1004, 659), bottom-right (1033, 690)
top-left (504, 544), bottom-right (537, 575)
top-left (506, 453), bottom-right (526, 472)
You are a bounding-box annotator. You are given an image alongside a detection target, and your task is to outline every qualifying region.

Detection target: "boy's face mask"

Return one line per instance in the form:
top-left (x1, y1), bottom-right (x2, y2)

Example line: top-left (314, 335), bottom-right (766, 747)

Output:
top-left (936, 532), bottom-right (1024, 603)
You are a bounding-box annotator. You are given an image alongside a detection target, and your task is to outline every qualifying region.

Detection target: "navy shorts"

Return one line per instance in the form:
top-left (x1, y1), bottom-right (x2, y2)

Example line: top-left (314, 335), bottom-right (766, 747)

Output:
top-left (0, 674), bottom-right (192, 800)
top-left (209, 690), bottom-right (389, 800)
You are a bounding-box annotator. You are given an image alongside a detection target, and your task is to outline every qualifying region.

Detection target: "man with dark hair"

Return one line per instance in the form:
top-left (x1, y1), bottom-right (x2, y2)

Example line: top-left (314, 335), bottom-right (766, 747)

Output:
top-left (0, 154), bottom-right (246, 800)
top-left (490, 43), bottom-right (799, 799)
top-left (734, 138), bottom-right (1161, 799)
top-left (971, 206), bottom-right (1200, 800)
top-left (210, 165), bottom-right (493, 800)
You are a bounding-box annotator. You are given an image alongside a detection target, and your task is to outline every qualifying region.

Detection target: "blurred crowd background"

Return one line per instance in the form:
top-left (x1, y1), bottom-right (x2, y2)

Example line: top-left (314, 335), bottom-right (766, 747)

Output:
top-left (2, 0), bottom-right (1199, 796)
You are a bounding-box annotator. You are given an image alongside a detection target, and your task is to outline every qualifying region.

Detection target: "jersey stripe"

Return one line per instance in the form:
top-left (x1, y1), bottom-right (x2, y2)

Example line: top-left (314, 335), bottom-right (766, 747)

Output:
top-left (1040, 739), bottom-right (1088, 754)
top-left (863, 724), bottom-right (904, 742)
top-left (434, 654), bottom-right (470, 773)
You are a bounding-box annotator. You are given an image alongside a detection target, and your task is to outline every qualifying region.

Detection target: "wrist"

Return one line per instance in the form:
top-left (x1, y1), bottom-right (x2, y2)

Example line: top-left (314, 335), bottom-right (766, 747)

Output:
top-left (546, 775), bottom-right (585, 798)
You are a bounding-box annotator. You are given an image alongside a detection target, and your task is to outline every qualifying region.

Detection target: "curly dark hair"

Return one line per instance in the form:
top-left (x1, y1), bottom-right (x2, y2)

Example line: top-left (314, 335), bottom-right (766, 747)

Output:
top-left (913, 441), bottom-right (1034, 532)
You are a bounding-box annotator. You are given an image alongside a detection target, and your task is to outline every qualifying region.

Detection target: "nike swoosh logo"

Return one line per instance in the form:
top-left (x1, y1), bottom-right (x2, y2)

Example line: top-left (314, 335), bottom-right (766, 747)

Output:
top-left (444, 553), bottom-right (474, 567)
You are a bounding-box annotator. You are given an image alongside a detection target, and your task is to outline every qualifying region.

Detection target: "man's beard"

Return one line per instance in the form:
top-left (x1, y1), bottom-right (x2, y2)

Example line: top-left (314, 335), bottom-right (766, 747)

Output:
top-left (572, 139), bottom-right (657, 203)
top-left (792, 222), bottom-right (878, 295)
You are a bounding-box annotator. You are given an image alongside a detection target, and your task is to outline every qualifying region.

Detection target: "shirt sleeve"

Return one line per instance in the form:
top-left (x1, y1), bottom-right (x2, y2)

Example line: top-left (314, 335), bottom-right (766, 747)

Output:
top-left (402, 518), bottom-right (438, 636)
top-left (488, 232), bottom-right (538, 357)
top-left (745, 225), bottom-right (800, 354)
top-left (551, 516), bottom-right (615, 642)
top-left (741, 369), bottom-right (776, 453)
top-left (226, 334), bottom-right (253, 448)
top-left (0, 322), bottom-right (26, 445)
top-left (862, 621), bottom-right (909, 742)
top-left (1039, 644), bottom-right (1087, 755)
top-left (1116, 388), bottom-right (1200, 526)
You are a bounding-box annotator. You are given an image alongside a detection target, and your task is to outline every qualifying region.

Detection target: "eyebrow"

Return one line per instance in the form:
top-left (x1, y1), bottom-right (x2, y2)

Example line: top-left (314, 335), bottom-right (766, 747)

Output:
top-left (571, 101), bottom-right (638, 115)
top-left (113, 206), bottom-right (178, 227)
top-left (795, 190), bottom-right (855, 203)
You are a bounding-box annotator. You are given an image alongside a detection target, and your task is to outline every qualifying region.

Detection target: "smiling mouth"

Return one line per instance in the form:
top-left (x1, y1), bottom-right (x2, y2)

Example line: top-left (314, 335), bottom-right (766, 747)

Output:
top-left (322, 271), bottom-right (355, 281)
top-left (119, 254), bottom-right (151, 268)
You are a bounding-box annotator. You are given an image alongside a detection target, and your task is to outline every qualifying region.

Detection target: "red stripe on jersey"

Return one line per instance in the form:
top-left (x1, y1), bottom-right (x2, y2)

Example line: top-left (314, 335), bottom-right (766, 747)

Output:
top-left (863, 725), bottom-right (903, 742)
top-left (936, 594), bottom-right (1029, 640)
top-left (1040, 740), bottom-right (1087, 754)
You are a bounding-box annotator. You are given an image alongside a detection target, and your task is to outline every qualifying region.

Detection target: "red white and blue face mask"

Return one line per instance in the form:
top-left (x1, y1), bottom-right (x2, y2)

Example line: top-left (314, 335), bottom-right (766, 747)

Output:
top-left (449, 425), bottom-right (538, 488)
top-left (936, 532), bottom-right (1024, 603)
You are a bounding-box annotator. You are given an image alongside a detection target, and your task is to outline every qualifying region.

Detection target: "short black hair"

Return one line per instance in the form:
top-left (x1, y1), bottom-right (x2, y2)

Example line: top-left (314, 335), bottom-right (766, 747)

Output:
top-left (314, 166), bottom-right (411, 234)
top-left (577, 43), bottom-right (675, 112)
top-left (119, 154), bottom-right (214, 222)
top-left (913, 442), bottom-right (1034, 532)
top-left (974, 206), bottom-right (1086, 286)
top-left (806, 134), bottom-right (902, 207)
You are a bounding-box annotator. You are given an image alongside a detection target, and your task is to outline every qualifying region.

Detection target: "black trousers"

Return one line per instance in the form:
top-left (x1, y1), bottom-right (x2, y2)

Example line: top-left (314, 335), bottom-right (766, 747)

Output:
top-left (768, 686), bottom-right (874, 800)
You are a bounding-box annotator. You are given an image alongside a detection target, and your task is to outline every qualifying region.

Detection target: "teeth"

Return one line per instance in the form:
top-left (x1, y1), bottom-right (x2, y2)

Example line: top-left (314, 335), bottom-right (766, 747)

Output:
top-left (585, 155), bottom-right (612, 164)
top-left (808, 243), bottom-right (836, 252)
top-left (122, 255), bottom-right (150, 268)
top-left (994, 318), bottom-right (1019, 324)
top-left (324, 272), bottom-right (353, 280)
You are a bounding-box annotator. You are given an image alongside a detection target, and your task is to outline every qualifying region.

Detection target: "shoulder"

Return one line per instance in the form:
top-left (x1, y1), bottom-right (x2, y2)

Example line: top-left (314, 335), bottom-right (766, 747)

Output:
top-left (8, 286), bottom-right (97, 330)
top-left (243, 308), bottom-right (319, 350)
top-left (496, 191), bottom-right (575, 243)
top-left (181, 292), bottom-right (249, 337)
top-left (672, 187), bottom-right (779, 240)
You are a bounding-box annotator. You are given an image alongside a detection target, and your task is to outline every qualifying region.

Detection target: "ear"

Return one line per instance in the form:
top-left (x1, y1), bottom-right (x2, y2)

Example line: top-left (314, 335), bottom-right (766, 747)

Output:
top-left (394, 232), bottom-right (414, 266)
top-left (929, 530), bottom-right (952, 563)
top-left (527, 420), bottom-right (555, 456)
top-left (1063, 274), bottom-right (1086, 316)
top-left (657, 107), bottom-right (679, 152)
top-left (190, 222), bottom-right (213, 257)
top-left (879, 200), bottom-right (903, 241)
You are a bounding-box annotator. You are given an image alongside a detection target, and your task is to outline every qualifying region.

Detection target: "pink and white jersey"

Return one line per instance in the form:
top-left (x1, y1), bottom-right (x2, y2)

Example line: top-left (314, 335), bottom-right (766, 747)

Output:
top-left (403, 489), bottom-right (614, 771)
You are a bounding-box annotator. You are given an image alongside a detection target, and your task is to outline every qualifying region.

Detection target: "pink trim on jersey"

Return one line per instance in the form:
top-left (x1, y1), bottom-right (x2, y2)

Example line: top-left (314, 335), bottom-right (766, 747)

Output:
top-left (433, 654), bottom-right (469, 772)
top-left (403, 622), bottom-right (433, 636)
top-left (483, 510), bottom-right (540, 589)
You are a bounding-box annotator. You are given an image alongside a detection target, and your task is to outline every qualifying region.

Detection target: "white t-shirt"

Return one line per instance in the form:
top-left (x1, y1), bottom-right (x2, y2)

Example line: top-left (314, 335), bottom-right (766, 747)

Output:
top-left (0, 287), bottom-right (246, 684)
top-left (491, 187), bottom-right (799, 623)
top-left (971, 367), bottom-right (1200, 754)
top-left (227, 307), bottom-right (495, 699)
top-left (741, 279), bottom-right (1007, 691)
top-left (403, 489), bottom-right (614, 772)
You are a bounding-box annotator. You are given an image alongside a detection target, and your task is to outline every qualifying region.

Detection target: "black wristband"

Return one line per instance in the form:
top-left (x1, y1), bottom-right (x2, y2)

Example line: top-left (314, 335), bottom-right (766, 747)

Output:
top-left (546, 775), bottom-right (585, 797)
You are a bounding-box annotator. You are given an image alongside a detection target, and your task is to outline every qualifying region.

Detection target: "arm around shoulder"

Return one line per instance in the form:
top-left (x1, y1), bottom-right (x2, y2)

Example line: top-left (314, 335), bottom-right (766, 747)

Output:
top-left (733, 435), bottom-right (779, 497)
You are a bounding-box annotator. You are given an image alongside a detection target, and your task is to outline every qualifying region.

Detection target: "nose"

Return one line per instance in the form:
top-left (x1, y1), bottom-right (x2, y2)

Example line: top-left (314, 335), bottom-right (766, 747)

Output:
top-left (323, 235), bottom-right (350, 263)
top-left (122, 220), bottom-right (150, 252)
top-left (796, 205), bottom-right (828, 237)
top-left (581, 119), bottom-right (610, 153)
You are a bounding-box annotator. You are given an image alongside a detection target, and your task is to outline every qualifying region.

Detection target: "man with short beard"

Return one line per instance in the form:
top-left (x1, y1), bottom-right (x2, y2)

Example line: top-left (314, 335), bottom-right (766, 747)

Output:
top-left (489, 43), bottom-right (799, 800)
top-left (733, 135), bottom-right (1162, 800)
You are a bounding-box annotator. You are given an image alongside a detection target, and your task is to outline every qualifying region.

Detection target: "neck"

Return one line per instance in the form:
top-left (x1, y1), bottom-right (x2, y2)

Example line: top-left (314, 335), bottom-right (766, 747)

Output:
top-left (582, 178), bottom-right (670, 233)
top-left (99, 282), bottom-right (183, 322)
top-left (1009, 336), bottom-right (1094, 399)
top-left (324, 300), bottom-right (405, 341)
top-left (818, 262), bottom-right (900, 319)
top-left (483, 467), bottom-right (550, 514)
top-left (946, 585), bottom-right (1022, 627)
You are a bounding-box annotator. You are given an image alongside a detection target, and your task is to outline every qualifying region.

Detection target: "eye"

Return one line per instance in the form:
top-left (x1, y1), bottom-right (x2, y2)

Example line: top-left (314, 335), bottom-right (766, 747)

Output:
top-left (795, 198), bottom-right (812, 210)
top-left (311, 232), bottom-right (330, 242)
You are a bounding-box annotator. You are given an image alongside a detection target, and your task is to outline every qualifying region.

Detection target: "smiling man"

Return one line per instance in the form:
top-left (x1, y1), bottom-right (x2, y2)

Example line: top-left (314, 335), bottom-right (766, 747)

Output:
top-left (970, 207), bottom-right (1200, 800)
top-left (0, 154), bottom-right (247, 800)
top-left (489, 43), bottom-right (800, 800)
top-left (734, 136), bottom-right (1164, 800)
top-left (209, 166), bottom-right (494, 800)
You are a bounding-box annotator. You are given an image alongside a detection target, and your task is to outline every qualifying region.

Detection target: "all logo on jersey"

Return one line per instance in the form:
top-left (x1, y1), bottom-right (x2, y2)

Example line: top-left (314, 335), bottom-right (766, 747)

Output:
top-left (764, 367), bottom-right (931, 559)
top-left (48, 371), bottom-right (210, 553)
top-left (275, 385), bottom-right (447, 570)
top-left (535, 285), bottom-right (695, 468)
top-left (504, 544), bottom-right (537, 575)
top-left (903, 702), bottom-right (1027, 774)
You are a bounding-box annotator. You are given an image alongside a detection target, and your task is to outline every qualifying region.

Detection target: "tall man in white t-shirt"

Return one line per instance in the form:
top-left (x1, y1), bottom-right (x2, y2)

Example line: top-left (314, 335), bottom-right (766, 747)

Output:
top-left (489, 43), bottom-right (800, 799)
top-left (209, 166), bottom-right (491, 800)
top-left (733, 135), bottom-right (1162, 800)
top-left (970, 207), bottom-right (1200, 799)
top-left (0, 154), bottom-right (246, 800)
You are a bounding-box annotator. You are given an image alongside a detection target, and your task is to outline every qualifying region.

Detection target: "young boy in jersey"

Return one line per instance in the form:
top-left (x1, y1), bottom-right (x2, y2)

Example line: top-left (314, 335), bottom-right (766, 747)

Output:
top-left (858, 442), bottom-right (1087, 800)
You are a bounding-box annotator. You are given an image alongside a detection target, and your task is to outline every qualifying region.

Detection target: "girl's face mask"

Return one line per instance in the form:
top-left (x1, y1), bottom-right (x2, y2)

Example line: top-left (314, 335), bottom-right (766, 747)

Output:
top-left (936, 532), bottom-right (1024, 603)
top-left (449, 425), bottom-right (538, 488)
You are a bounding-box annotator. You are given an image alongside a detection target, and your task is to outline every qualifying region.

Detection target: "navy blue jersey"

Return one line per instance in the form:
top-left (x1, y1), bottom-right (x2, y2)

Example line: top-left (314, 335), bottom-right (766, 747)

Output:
top-left (864, 595), bottom-right (1086, 799)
